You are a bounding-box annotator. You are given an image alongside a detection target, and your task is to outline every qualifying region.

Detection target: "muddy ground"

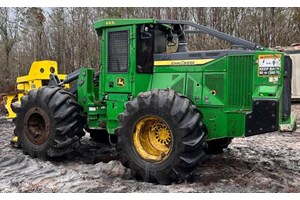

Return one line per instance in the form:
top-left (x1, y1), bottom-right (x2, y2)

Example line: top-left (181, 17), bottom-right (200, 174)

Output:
top-left (0, 104), bottom-right (300, 193)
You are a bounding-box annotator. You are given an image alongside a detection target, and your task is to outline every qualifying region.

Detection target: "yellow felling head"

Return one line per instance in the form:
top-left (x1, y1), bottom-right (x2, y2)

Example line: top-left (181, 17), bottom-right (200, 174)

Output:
top-left (16, 60), bottom-right (67, 91)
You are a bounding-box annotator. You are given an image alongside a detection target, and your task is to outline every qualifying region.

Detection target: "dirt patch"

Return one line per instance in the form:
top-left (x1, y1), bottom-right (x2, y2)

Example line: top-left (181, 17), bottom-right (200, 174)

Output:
top-left (0, 104), bottom-right (300, 192)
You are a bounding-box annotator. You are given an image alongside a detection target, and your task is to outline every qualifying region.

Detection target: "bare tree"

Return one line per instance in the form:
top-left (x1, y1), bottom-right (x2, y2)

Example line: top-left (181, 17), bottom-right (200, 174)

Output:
top-left (1, 7), bottom-right (300, 89)
top-left (0, 8), bottom-right (24, 86)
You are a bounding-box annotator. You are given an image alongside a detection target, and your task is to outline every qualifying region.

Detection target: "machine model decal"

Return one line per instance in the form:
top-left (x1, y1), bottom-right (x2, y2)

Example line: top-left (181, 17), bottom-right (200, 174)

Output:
top-left (117, 78), bottom-right (125, 87)
top-left (154, 59), bottom-right (214, 66)
top-left (105, 21), bottom-right (115, 25)
top-left (258, 54), bottom-right (281, 77)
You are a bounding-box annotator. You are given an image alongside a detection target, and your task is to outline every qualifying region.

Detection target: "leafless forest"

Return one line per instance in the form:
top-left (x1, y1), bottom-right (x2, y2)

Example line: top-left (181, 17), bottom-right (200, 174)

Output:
top-left (0, 7), bottom-right (300, 88)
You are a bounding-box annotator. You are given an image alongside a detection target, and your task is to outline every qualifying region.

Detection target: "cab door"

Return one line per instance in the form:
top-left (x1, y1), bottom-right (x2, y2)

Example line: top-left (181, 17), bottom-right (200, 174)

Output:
top-left (103, 26), bottom-right (134, 93)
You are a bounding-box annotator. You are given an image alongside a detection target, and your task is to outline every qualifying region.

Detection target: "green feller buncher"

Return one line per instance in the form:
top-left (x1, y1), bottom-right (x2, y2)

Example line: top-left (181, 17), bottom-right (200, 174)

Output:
top-left (12, 19), bottom-right (296, 185)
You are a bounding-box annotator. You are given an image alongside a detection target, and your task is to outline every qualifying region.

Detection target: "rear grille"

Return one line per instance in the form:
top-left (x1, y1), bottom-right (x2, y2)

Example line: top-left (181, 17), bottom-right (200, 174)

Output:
top-left (227, 55), bottom-right (253, 107)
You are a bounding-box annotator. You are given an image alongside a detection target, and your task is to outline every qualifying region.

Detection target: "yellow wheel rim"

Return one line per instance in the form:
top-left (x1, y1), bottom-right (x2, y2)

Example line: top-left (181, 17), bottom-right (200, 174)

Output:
top-left (133, 116), bottom-right (173, 163)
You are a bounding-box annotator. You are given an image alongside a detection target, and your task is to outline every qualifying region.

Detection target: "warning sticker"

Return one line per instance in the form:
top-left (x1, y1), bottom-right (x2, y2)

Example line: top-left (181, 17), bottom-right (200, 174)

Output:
top-left (258, 54), bottom-right (281, 77)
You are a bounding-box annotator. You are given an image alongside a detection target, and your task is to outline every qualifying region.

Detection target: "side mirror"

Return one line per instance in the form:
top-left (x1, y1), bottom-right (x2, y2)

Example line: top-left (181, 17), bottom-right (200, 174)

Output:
top-left (170, 24), bottom-right (183, 37)
top-left (140, 25), bottom-right (152, 39)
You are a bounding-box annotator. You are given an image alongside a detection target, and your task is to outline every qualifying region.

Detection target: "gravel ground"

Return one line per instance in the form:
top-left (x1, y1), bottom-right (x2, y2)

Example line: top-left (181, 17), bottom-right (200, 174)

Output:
top-left (0, 104), bottom-right (300, 193)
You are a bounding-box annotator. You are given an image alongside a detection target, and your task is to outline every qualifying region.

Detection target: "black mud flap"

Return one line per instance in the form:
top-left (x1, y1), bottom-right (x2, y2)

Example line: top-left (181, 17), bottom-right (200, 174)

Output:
top-left (245, 99), bottom-right (279, 137)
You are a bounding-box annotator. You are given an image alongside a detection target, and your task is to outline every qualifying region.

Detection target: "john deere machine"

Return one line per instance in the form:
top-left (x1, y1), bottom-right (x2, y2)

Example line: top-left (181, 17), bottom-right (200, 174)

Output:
top-left (12, 19), bottom-right (296, 185)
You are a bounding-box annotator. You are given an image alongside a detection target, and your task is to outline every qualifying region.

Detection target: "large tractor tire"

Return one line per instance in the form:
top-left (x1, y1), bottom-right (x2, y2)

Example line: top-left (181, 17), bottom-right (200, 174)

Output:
top-left (206, 138), bottom-right (232, 154)
top-left (116, 89), bottom-right (207, 185)
top-left (13, 87), bottom-right (85, 159)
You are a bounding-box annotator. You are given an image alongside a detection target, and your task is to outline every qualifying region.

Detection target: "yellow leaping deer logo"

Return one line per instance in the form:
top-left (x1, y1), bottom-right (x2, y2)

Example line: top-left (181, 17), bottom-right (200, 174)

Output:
top-left (117, 78), bottom-right (125, 87)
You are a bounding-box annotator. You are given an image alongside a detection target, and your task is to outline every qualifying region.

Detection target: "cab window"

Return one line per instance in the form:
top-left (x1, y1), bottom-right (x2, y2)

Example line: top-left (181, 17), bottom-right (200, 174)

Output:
top-left (136, 25), bottom-right (154, 73)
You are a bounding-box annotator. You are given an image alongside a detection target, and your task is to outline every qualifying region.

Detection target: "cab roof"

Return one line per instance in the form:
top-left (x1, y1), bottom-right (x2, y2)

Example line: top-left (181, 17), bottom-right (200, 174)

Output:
top-left (94, 18), bottom-right (157, 33)
top-left (93, 18), bottom-right (263, 50)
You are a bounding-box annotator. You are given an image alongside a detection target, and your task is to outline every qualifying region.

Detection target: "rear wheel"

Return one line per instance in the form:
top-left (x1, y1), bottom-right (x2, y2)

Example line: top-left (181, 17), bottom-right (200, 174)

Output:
top-left (133, 116), bottom-right (173, 162)
top-left (116, 89), bottom-right (207, 185)
top-left (13, 87), bottom-right (85, 159)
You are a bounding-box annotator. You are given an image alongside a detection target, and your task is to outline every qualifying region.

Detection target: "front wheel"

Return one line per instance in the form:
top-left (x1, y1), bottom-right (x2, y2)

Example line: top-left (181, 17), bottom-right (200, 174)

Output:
top-left (116, 89), bottom-right (207, 185)
top-left (13, 87), bottom-right (85, 159)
